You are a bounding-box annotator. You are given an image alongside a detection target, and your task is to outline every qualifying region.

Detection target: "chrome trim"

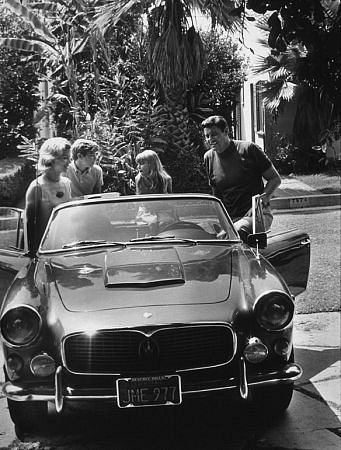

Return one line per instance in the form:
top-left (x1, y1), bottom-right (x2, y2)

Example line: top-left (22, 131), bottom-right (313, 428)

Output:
top-left (265, 238), bottom-right (311, 259)
top-left (2, 363), bottom-right (303, 404)
top-left (62, 323), bottom-right (237, 376)
top-left (253, 290), bottom-right (294, 332)
top-left (0, 304), bottom-right (42, 348)
top-left (55, 366), bottom-right (63, 413)
top-left (239, 356), bottom-right (248, 400)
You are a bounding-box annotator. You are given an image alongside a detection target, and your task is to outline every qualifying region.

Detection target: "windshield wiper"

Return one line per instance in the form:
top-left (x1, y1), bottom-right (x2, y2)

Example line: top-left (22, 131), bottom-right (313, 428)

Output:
top-left (130, 235), bottom-right (197, 245)
top-left (62, 240), bottom-right (126, 249)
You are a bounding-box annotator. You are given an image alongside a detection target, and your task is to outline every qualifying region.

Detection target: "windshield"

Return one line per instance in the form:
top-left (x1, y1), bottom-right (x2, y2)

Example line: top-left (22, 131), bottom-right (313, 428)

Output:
top-left (40, 197), bottom-right (238, 252)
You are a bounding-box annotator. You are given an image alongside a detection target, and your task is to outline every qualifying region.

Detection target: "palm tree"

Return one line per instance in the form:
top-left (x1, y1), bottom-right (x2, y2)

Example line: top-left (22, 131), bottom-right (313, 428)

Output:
top-left (91, 0), bottom-right (243, 190)
top-left (251, 10), bottom-right (340, 163)
top-left (1, 0), bottom-right (245, 190)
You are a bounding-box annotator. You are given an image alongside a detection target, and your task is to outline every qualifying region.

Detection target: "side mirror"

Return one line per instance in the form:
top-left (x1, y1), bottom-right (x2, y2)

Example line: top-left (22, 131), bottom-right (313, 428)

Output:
top-left (247, 232), bottom-right (267, 249)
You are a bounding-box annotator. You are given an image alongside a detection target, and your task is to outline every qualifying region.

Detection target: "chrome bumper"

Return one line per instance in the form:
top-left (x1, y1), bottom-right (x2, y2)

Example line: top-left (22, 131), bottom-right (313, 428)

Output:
top-left (2, 360), bottom-right (303, 411)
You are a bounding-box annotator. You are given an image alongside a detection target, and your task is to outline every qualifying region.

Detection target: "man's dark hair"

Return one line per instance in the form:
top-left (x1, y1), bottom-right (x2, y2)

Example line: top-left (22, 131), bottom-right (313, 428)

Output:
top-left (201, 115), bottom-right (229, 132)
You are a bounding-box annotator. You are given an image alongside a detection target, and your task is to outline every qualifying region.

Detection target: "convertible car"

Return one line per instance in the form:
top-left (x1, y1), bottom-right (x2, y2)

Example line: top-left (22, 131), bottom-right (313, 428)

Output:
top-left (0, 193), bottom-right (310, 433)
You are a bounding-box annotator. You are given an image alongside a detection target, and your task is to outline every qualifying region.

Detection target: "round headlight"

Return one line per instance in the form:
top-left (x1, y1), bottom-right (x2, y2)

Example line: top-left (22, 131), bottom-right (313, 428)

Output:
top-left (0, 306), bottom-right (41, 346)
top-left (254, 291), bottom-right (294, 331)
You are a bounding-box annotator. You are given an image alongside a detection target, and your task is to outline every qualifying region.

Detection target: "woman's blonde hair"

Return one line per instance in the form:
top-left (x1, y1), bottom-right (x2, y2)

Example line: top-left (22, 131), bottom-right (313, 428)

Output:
top-left (38, 137), bottom-right (71, 171)
top-left (136, 150), bottom-right (170, 193)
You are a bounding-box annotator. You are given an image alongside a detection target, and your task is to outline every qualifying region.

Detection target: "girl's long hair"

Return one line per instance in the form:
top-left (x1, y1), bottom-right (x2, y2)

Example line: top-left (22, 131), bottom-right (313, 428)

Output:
top-left (136, 150), bottom-right (170, 193)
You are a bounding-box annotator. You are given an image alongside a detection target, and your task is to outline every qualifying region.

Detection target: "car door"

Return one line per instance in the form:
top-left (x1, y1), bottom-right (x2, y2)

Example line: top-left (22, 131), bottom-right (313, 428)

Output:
top-left (262, 229), bottom-right (311, 296)
top-left (0, 207), bottom-right (30, 306)
top-left (248, 196), bottom-right (310, 296)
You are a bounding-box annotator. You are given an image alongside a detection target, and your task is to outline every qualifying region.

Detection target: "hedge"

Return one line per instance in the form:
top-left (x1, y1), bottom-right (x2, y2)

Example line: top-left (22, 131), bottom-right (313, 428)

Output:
top-left (0, 158), bottom-right (35, 207)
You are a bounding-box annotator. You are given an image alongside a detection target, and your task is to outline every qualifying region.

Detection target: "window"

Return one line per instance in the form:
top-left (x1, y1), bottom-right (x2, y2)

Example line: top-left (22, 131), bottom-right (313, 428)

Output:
top-left (255, 81), bottom-right (265, 134)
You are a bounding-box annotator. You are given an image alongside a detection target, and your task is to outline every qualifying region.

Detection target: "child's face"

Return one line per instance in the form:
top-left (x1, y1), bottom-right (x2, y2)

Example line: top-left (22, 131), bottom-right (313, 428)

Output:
top-left (78, 152), bottom-right (97, 169)
top-left (137, 160), bottom-right (150, 176)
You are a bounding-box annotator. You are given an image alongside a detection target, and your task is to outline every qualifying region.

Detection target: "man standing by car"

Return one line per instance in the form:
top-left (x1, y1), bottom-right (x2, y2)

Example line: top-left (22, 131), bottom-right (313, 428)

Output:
top-left (202, 115), bottom-right (281, 241)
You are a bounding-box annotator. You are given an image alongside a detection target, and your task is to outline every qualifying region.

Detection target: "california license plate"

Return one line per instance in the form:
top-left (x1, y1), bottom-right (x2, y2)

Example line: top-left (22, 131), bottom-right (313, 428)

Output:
top-left (116, 375), bottom-right (182, 408)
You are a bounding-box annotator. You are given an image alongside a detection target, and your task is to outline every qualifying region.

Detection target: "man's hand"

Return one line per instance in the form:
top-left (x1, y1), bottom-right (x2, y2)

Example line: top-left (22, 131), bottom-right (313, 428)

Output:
top-left (260, 193), bottom-right (270, 207)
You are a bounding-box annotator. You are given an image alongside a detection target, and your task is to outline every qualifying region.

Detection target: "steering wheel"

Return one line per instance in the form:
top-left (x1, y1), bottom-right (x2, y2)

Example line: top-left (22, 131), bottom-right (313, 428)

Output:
top-left (159, 221), bottom-right (205, 233)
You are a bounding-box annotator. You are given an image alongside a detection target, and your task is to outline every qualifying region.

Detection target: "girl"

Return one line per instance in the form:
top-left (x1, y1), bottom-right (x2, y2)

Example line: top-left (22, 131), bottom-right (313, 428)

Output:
top-left (135, 150), bottom-right (172, 194)
top-left (25, 137), bottom-right (72, 255)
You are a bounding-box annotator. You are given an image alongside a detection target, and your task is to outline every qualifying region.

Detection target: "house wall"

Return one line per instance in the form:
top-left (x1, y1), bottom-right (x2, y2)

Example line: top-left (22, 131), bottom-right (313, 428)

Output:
top-left (237, 74), bottom-right (266, 151)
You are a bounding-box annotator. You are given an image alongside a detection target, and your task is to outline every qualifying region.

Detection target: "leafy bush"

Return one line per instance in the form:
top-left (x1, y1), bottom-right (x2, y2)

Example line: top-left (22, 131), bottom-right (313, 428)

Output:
top-left (268, 133), bottom-right (332, 174)
top-left (0, 158), bottom-right (35, 206)
top-left (0, 6), bottom-right (40, 159)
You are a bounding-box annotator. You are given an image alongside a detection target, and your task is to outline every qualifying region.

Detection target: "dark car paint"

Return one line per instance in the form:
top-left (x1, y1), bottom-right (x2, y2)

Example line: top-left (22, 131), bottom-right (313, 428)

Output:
top-left (0, 198), bottom-right (310, 417)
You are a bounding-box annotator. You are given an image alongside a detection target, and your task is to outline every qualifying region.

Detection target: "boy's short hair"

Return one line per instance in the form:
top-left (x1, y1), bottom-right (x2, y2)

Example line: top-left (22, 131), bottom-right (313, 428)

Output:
top-left (38, 137), bottom-right (71, 171)
top-left (201, 116), bottom-right (229, 132)
top-left (71, 139), bottom-right (99, 160)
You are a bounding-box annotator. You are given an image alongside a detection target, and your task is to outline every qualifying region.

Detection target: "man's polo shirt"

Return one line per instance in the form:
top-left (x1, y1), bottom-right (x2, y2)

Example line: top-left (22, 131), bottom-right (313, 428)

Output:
top-left (66, 161), bottom-right (103, 197)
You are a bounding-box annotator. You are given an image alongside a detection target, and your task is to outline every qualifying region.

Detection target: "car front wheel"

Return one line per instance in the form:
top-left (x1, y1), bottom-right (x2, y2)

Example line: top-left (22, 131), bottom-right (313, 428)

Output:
top-left (8, 399), bottom-right (48, 435)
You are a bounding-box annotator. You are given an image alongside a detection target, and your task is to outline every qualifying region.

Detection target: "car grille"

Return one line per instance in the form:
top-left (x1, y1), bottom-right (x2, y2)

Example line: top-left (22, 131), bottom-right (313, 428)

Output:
top-left (63, 325), bottom-right (235, 375)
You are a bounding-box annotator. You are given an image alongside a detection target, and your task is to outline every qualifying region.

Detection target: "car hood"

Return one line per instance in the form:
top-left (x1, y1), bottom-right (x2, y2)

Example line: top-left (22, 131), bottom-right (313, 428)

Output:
top-left (46, 245), bottom-right (234, 312)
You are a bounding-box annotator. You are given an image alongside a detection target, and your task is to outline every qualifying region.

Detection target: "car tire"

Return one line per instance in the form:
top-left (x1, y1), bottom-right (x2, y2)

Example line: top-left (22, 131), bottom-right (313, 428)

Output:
top-left (8, 399), bottom-right (48, 435)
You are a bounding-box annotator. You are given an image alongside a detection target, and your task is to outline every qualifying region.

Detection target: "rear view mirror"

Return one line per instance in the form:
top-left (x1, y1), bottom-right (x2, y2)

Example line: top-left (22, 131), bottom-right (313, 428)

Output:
top-left (247, 232), bottom-right (267, 249)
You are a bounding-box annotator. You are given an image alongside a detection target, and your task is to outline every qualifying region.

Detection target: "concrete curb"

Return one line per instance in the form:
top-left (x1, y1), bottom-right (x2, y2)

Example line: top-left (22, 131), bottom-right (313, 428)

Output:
top-left (271, 193), bottom-right (341, 210)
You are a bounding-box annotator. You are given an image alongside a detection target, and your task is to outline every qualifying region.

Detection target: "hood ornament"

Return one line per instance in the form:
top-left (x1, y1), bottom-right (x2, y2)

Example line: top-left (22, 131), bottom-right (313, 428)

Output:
top-left (143, 312), bottom-right (153, 319)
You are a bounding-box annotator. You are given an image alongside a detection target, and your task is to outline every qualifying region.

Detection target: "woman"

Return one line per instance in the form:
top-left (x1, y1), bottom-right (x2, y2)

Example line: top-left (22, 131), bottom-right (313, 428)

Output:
top-left (25, 137), bottom-right (72, 255)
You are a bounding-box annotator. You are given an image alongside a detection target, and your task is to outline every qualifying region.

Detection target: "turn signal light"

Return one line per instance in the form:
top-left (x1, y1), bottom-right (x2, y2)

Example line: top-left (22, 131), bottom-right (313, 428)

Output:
top-left (30, 354), bottom-right (56, 377)
top-left (274, 338), bottom-right (291, 359)
top-left (243, 337), bottom-right (268, 364)
top-left (7, 354), bottom-right (24, 380)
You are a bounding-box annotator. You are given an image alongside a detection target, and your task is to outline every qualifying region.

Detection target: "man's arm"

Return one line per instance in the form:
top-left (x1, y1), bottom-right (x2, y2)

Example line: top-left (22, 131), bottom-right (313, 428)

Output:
top-left (261, 164), bottom-right (281, 205)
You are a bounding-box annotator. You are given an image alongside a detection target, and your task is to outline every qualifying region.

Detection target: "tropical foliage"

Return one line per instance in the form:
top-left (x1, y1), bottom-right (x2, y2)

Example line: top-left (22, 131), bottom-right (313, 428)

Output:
top-left (89, 0), bottom-right (244, 192)
top-left (0, 0), bottom-right (248, 193)
top-left (0, 5), bottom-right (40, 159)
top-left (249, 1), bottom-right (340, 172)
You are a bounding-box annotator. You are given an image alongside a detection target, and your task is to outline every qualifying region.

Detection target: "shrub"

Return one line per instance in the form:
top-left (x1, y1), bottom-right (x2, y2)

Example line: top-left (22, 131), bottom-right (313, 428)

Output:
top-left (268, 133), bottom-right (332, 174)
top-left (0, 6), bottom-right (40, 159)
top-left (0, 158), bottom-right (35, 206)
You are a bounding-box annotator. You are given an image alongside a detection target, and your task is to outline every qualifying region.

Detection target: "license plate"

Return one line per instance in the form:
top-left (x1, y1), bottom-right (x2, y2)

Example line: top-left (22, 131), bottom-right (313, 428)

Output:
top-left (116, 375), bottom-right (182, 408)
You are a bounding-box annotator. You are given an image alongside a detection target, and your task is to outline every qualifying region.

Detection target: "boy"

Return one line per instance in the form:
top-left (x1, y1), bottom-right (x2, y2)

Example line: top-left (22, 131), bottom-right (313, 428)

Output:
top-left (67, 139), bottom-right (103, 197)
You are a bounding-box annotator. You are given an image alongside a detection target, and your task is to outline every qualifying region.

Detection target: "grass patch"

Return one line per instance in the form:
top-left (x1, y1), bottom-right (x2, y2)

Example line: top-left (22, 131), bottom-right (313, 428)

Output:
top-left (273, 209), bottom-right (341, 314)
top-left (292, 171), bottom-right (341, 194)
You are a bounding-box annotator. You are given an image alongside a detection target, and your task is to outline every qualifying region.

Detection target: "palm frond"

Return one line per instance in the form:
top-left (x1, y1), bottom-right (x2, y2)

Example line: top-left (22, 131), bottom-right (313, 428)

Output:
top-left (3, 0), bottom-right (56, 44)
top-left (92, 0), bottom-right (139, 33)
top-left (28, 2), bottom-right (66, 15)
top-left (262, 80), bottom-right (297, 111)
top-left (0, 37), bottom-right (58, 56)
